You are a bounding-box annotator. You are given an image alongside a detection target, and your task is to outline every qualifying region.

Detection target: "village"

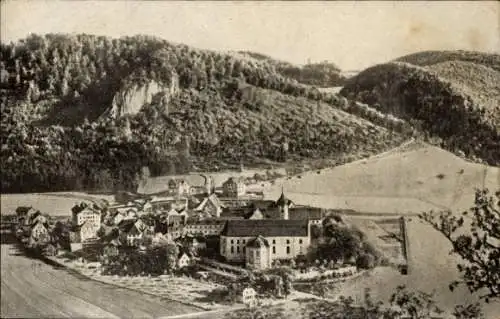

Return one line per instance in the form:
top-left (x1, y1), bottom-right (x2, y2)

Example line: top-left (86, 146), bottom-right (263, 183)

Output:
top-left (8, 172), bottom-right (394, 309)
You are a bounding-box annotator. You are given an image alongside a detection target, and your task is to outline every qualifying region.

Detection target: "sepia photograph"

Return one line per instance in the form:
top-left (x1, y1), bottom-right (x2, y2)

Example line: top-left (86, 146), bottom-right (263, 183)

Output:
top-left (1, 1), bottom-right (499, 318)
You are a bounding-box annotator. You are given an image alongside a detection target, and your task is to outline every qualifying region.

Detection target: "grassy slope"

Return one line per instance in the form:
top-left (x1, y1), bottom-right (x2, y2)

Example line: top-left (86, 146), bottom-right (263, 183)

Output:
top-left (0, 193), bottom-right (114, 216)
top-left (265, 141), bottom-right (499, 213)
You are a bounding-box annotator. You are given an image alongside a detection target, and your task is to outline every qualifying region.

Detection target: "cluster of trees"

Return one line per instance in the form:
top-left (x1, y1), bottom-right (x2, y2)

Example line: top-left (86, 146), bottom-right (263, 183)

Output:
top-left (308, 219), bottom-right (385, 270)
top-left (238, 51), bottom-right (347, 87)
top-left (101, 239), bottom-right (179, 276)
top-left (1, 110), bottom-right (151, 192)
top-left (341, 62), bottom-right (500, 165)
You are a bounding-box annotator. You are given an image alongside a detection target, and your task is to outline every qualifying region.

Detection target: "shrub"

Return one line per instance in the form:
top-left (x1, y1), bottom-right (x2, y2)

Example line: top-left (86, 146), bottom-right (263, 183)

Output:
top-left (356, 253), bottom-right (376, 269)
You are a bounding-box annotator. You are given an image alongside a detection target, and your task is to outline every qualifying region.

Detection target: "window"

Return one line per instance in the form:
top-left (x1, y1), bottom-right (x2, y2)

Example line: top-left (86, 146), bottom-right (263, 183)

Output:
top-left (286, 239), bottom-right (290, 244)
top-left (272, 246), bottom-right (276, 254)
top-left (231, 246), bottom-right (234, 253)
top-left (299, 239), bottom-right (303, 244)
top-left (286, 246), bottom-right (290, 254)
top-left (272, 239), bottom-right (276, 244)
top-left (231, 239), bottom-right (234, 244)
top-left (237, 247), bottom-right (240, 253)
top-left (237, 240), bottom-right (240, 244)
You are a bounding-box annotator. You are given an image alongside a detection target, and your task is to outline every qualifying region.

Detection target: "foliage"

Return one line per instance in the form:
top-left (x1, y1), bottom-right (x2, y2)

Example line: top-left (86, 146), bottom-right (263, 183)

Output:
top-left (341, 59), bottom-right (500, 166)
top-left (302, 286), bottom-right (442, 319)
top-left (356, 253), bottom-right (376, 269)
top-left (1, 33), bottom-right (408, 194)
top-left (101, 241), bottom-right (179, 276)
top-left (310, 224), bottom-right (381, 268)
top-left (420, 188), bottom-right (500, 302)
top-left (394, 50), bottom-right (500, 73)
top-left (237, 51), bottom-right (346, 87)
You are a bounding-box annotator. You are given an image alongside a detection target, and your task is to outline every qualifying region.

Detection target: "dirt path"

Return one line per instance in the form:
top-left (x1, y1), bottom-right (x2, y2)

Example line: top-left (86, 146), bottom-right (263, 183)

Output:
top-left (1, 242), bottom-right (201, 318)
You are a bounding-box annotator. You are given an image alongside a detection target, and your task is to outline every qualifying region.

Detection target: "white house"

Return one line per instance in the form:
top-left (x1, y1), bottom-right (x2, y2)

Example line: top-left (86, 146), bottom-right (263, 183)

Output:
top-left (72, 208), bottom-right (101, 228)
top-left (177, 252), bottom-right (192, 269)
top-left (222, 177), bottom-right (246, 198)
top-left (30, 221), bottom-right (49, 242)
top-left (79, 221), bottom-right (100, 242)
top-left (194, 194), bottom-right (224, 218)
top-left (220, 219), bottom-right (310, 270)
top-left (241, 287), bottom-right (257, 307)
top-left (168, 179), bottom-right (191, 196)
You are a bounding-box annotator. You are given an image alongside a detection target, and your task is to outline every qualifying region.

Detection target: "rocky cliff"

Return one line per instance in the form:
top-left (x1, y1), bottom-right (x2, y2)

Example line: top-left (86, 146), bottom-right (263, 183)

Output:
top-left (109, 73), bottom-right (179, 118)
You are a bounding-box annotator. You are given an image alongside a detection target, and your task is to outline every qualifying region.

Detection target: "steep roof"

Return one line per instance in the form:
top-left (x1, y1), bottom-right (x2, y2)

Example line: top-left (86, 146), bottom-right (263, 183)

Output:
top-left (223, 177), bottom-right (245, 185)
top-left (222, 219), bottom-right (309, 237)
top-left (118, 219), bottom-right (136, 232)
top-left (195, 194), bottom-right (224, 211)
top-left (246, 235), bottom-right (270, 248)
top-left (289, 206), bottom-right (324, 220)
top-left (275, 191), bottom-right (292, 207)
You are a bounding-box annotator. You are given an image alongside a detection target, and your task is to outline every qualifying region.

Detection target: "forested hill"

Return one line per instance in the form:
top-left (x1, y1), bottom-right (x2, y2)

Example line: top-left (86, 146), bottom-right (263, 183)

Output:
top-left (235, 51), bottom-right (347, 87)
top-left (340, 51), bottom-right (500, 166)
top-left (1, 34), bottom-right (407, 193)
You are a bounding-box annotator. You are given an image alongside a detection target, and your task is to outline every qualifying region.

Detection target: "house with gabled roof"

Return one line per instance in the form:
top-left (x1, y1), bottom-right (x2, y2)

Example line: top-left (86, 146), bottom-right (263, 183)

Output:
top-left (30, 220), bottom-right (50, 243)
top-left (194, 194), bottom-right (224, 218)
top-left (245, 235), bottom-right (271, 270)
top-left (118, 219), bottom-right (150, 246)
top-left (72, 206), bottom-right (101, 229)
top-left (220, 219), bottom-right (310, 268)
top-left (222, 177), bottom-right (246, 198)
top-left (177, 251), bottom-right (192, 269)
top-left (245, 208), bottom-right (264, 220)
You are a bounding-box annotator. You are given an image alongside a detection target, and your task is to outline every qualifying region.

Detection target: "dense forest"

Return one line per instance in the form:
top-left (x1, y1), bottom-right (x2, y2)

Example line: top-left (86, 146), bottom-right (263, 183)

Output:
top-left (237, 51), bottom-right (347, 87)
top-left (1, 34), bottom-right (408, 193)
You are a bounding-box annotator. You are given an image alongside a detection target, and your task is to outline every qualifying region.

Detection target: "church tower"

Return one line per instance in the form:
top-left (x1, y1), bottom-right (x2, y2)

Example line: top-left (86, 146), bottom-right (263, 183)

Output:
top-left (276, 186), bottom-right (290, 220)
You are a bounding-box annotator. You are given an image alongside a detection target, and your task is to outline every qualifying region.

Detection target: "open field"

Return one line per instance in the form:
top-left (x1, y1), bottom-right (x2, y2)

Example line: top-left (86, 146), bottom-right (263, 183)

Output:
top-left (0, 192), bottom-right (114, 216)
top-left (265, 143), bottom-right (499, 213)
top-left (0, 241), bottom-right (201, 318)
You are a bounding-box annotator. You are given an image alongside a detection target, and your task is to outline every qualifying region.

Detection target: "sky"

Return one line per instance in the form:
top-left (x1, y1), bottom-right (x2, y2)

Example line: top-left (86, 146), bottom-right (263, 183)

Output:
top-left (1, 1), bottom-right (499, 70)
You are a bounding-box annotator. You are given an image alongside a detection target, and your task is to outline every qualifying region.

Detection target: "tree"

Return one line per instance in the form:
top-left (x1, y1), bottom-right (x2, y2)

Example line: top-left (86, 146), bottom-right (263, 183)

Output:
top-left (389, 286), bottom-right (442, 319)
top-left (420, 189), bottom-right (499, 302)
top-left (356, 253), bottom-right (376, 269)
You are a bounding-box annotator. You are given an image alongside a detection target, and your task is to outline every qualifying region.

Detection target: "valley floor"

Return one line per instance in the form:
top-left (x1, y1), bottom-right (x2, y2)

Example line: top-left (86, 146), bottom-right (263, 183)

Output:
top-left (0, 240), bottom-right (201, 319)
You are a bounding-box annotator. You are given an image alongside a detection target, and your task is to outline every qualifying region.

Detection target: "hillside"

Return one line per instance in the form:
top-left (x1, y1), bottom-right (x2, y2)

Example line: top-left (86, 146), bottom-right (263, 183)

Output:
top-left (236, 51), bottom-right (347, 87)
top-left (0, 34), bottom-right (406, 194)
top-left (340, 51), bottom-right (500, 166)
top-left (265, 141), bottom-right (499, 213)
top-left (395, 50), bottom-right (500, 72)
